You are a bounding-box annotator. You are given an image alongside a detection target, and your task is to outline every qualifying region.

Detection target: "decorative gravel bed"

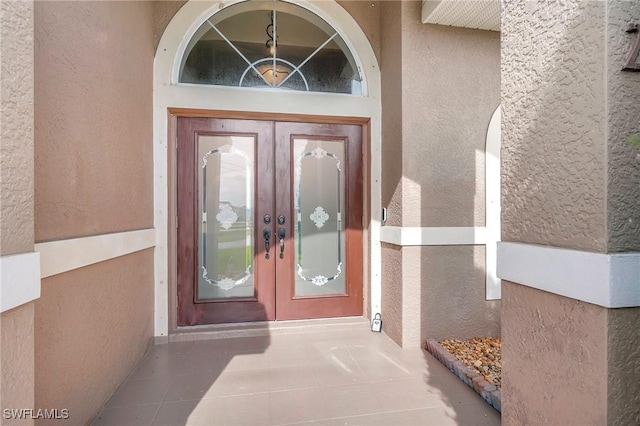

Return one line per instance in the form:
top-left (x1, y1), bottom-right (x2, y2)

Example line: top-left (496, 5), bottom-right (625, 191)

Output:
top-left (425, 337), bottom-right (502, 412)
top-left (439, 337), bottom-right (501, 389)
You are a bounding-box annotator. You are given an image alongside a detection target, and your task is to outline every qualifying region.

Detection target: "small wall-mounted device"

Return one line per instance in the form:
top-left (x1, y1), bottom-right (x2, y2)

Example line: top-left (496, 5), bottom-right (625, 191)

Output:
top-left (623, 22), bottom-right (640, 71)
top-left (381, 207), bottom-right (387, 223)
top-left (371, 313), bottom-right (382, 332)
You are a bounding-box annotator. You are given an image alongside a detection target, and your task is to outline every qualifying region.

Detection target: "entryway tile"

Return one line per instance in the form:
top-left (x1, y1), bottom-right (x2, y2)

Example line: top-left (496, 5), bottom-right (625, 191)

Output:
top-left (152, 393), bottom-right (271, 426)
top-left (95, 322), bottom-right (500, 426)
top-left (93, 403), bottom-right (160, 426)
top-left (270, 388), bottom-right (326, 425)
top-left (319, 382), bottom-right (382, 419)
top-left (105, 377), bottom-right (172, 408)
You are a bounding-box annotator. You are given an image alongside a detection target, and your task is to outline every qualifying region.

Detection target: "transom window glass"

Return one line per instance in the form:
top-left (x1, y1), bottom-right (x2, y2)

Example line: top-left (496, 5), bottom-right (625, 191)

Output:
top-left (179, 0), bottom-right (363, 95)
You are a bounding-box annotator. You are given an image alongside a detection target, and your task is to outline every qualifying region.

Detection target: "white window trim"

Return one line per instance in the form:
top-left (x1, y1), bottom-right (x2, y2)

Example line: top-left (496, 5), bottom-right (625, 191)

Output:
top-left (154, 0), bottom-right (382, 337)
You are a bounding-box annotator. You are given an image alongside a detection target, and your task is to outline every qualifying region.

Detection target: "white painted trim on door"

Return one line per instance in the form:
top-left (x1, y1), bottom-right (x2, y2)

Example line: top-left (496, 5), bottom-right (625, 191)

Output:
top-left (35, 228), bottom-right (156, 279)
top-left (497, 242), bottom-right (640, 308)
top-left (1, 252), bottom-right (41, 313)
top-left (154, 0), bottom-right (382, 336)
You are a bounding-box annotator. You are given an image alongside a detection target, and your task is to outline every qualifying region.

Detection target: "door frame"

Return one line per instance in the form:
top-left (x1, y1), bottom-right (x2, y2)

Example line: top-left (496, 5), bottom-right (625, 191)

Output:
top-left (167, 109), bottom-right (371, 331)
top-left (154, 0), bottom-right (382, 337)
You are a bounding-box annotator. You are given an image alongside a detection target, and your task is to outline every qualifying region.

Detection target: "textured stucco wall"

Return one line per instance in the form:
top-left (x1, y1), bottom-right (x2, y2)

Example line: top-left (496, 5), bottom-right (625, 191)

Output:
top-left (381, 244), bottom-right (403, 345)
top-left (35, 250), bottom-right (154, 426)
top-left (380, 0), bottom-right (403, 227)
top-left (502, 0), bottom-right (607, 251)
top-left (606, 0), bottom-right (640, 252)
top-left (380, 0), bottom-right (500, 347)
top-left (1, 1), bottom-right (36, 423)
top-left (153, 1), bottom-right (186, 50)
top-left (501, 281), bottom-right (608, 425)
top-left (1, 0), bottom-right (34, 255)
top-left (34, 1), bottom-right (154, 242)
top-left (607, 307), bottom-right (640, 425)
top-left (1, 304), bottom-right (35, 426)
top-left (32, 1), bottom-right (156, 424)
top-left (413, 246), bottom-right (499, 342)
top-left (400, 0), bottom-right (498, 228)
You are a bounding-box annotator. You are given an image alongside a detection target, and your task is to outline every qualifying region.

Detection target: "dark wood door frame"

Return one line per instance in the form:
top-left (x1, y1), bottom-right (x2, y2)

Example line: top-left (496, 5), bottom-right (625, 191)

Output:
top-left (168, 109), bottom-right (371, 329)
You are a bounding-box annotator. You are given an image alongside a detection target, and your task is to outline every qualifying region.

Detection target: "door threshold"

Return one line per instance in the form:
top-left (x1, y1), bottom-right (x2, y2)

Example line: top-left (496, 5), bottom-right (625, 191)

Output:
top-left (163, 316), bottom-right (368, 343)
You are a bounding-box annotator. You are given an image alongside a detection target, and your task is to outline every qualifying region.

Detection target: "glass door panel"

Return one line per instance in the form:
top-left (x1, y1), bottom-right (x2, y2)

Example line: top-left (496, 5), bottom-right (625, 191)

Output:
top-left (177, 117), bottom-right (275, 325)
top-left (197, 135), bottom-right (255, 300)
top-left (293, 138), bottom-right (346, 296)
top-left (275, 121), bottom-right (363, 320)
top-left (177, 118), bottom-right (362, 325)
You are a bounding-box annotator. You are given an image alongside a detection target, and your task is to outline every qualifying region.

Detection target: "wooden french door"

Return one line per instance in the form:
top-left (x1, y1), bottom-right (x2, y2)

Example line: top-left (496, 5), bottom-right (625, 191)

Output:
top-left (177, 117), bottom-right (363, 325)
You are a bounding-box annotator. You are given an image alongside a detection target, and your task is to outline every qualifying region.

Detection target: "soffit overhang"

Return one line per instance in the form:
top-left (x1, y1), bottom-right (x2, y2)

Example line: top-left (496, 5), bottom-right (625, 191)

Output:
top-left (422, 0), bottom-right (501, 32)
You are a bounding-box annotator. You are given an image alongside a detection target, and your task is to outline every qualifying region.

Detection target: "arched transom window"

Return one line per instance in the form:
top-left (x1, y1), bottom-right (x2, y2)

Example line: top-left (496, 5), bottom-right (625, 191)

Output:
top-left (179, 0), bottom-right (363, 94)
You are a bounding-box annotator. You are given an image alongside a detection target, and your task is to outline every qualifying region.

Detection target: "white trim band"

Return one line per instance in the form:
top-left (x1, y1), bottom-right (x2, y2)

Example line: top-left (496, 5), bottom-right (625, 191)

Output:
top-left (497, 242), bottom-right (640, 308)
top-left (380, 226), bottom-right (489, 246)
top-left (36, 228), bottom-right (156, 278)
top-left (1, 252), bottom-right (41, 313)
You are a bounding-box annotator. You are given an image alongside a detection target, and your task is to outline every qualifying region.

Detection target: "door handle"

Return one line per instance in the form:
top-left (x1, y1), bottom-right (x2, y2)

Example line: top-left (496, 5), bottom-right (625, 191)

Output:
top-left (278, 227), bottom-right (286, 259)
top-left (263, 228), bottom-right (271, 260)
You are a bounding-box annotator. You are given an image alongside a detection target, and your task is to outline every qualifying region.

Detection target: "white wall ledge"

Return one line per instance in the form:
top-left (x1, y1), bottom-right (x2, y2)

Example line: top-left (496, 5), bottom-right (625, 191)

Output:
top-left (36, 228), bottom-right (156, 278)
top-left (380, 226), bottom-right (489, 246)
top-left (0, 252), bottom-right (41, 313)
top-left (497, 242), bottom-right (640, 308)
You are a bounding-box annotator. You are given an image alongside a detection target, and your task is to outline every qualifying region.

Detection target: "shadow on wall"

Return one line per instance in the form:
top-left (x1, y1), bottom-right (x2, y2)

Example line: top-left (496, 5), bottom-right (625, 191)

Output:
top-left (408, 17), bottom-right (501, 345)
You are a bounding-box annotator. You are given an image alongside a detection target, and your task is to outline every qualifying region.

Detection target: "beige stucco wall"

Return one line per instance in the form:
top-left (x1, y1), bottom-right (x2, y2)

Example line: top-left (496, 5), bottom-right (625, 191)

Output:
top-left (34, 1), bottom-right (154, 242)
top-left (606, 1), bottom-right (640, 252)
top-left (1, 0), bottom-right (34, 256)
top-left (380, 0), bottom-right (403, 227)
top-left (1, 1), bottom-right (36, 423)
top-left (414, 246), bottom-right (499, 341)
top-left (607, 307), bottom-right (640, 425)
top-left (35, 250), bottom-right (154, 425)
top-left (380, 1), bottom-right (500, 346)
top-left (400, 1), bottom-right (498, 228)
top-left (381, 244), bottom-right (403, 344)
top-left (1, 304), bottom-right (35, 426)
top-left (501, 281), bottom-right (608, 425)
top-left (502, 0), bottom-right (608, 252)
top-left (501, 0), bottom-right (640, 423)
top-left (32, 1), bottom-right (155, 424)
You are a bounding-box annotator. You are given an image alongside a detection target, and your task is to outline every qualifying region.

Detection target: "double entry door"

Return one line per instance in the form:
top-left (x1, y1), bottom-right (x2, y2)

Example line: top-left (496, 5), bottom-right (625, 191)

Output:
top-left (177, 117), bottom-right (363, 325)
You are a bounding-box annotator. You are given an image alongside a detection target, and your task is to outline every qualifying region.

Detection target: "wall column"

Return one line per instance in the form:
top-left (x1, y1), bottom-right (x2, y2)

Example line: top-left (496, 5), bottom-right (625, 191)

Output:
top-left (0, 0), bottom-right (37, 424)
top-left (500, 1), bottom-right (640, 424)
top-left (380, 0), bottom-right (501, 347)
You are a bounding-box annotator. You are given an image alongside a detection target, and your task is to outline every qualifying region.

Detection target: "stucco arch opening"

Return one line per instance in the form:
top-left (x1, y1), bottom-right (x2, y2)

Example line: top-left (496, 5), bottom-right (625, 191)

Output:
top-left (153, 0), bottom-right (382, 336)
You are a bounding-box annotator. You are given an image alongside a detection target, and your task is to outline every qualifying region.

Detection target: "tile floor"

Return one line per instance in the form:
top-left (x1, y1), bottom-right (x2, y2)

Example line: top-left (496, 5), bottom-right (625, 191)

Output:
top-left (93, 323), bottom-right (500, 425)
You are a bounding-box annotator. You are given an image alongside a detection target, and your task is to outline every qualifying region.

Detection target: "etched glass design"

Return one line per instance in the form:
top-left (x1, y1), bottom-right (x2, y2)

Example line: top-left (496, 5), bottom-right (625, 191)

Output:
top-left (293, 139), bottom-right (346, 296)
top-left (197, 136), bottom-right (255, 299)
top-left (180, 1), bottom-right (362, 94)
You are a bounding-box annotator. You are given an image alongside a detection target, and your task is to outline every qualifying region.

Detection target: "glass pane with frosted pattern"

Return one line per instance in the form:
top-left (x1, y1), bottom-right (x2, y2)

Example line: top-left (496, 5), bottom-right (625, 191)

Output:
top-left (197, 135), bottom-right (255, 300)
top-left (293, 138), bottom-right (346, 296)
